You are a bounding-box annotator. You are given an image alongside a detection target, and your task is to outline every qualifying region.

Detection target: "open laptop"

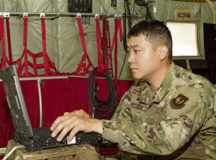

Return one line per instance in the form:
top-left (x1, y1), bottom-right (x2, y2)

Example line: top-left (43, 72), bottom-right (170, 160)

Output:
top-left (0, 65), bottom-right (102, 151)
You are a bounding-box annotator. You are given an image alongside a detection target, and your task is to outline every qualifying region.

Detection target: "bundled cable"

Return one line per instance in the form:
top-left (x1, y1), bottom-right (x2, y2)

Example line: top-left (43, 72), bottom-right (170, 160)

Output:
top-left (88, 15), bottom-right (122, 119)
top-left (88, 67), bottom-right (117, 119)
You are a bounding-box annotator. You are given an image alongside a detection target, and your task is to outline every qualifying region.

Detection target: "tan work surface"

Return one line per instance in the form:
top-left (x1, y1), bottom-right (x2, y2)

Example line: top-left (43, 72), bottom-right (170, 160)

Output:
top-left (6, 140), bottom-right (99, 160)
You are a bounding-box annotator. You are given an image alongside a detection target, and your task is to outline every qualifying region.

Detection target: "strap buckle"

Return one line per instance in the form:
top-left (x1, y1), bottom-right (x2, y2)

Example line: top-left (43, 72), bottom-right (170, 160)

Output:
top-left (23, 12), bottom-right (28, 18)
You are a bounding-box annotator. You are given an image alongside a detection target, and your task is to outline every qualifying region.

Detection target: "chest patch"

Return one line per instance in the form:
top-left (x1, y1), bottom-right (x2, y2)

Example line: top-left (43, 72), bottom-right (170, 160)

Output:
top-left (170, 94), bottom-right (188, 109)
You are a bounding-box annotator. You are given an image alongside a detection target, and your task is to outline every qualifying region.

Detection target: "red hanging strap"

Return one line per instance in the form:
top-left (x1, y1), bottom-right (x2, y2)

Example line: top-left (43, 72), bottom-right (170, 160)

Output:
top-left (41, 14), bottom-right (50, 75)
top-left (105, 15), bottom-right (123, 82)
top-left (17, 13), bottom-right (59, 77)
top-left (38, 13), bottom-right (59, 76)
top-left (5, 13), bottom-right (13, 64)
top-left (0, 14), bottom-right (7, 69)
top-left (11, 13), bottom-right (31, 76)
top-left (114, 17), bottom-right (123, 82)
top-left (73, 14), bottom-right (94, 76)
top-left (23, 15), bottom-right (28, 49)
top-left (16, 14), bottom-right (43, 77)
top-left (22, 15), bottom-right (29, 76)
top-left (0, 13), bottom-right (69, 77)
top-left (101, 18), bottom-right (113, 76)
top-left (95, 15), bottom-right (104, 74)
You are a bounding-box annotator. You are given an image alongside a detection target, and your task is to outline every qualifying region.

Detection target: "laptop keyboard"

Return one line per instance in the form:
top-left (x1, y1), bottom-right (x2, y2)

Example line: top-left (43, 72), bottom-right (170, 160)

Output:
top-left (33, 127), bottom-right (52, 138)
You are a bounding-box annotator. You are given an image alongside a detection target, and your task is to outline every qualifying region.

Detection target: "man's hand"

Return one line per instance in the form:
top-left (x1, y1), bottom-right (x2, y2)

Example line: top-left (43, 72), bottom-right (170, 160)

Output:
top-left (65, 109), bottom-right (90, 118)
top-left (50, 110), bottom-right (102, 142)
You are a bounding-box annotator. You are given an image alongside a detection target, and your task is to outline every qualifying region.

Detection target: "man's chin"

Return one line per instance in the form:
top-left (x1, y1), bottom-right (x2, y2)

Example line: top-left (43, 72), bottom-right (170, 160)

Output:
top-left (132, 73), bottom-right (146, 81)
top-left (132, 75), bottom-right (142, 80)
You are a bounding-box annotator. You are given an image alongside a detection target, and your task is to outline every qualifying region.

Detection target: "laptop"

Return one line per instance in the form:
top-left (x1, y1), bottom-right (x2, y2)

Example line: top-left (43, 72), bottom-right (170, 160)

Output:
top-left (0, 65), bottom-right (102, 152)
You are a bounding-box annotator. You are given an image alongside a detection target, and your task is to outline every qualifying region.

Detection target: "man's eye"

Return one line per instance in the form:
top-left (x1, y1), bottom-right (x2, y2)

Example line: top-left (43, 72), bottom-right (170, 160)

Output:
top-left (134, 50), bottom-right (141, 54)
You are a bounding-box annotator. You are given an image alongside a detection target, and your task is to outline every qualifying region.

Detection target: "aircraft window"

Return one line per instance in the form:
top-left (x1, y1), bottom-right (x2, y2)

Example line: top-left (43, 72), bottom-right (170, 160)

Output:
top-left (166, 22), bottom-right (199, 58)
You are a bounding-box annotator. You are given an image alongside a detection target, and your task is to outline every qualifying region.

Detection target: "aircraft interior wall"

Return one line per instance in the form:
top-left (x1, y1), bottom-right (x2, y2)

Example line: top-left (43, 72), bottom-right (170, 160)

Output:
top-left (0, 0), bottom-right (216, 81)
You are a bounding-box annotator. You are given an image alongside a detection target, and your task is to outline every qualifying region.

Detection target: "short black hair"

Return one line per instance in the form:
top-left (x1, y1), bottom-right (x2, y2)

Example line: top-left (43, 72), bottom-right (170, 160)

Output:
top-left (128, 19), bottom-right (173, 61)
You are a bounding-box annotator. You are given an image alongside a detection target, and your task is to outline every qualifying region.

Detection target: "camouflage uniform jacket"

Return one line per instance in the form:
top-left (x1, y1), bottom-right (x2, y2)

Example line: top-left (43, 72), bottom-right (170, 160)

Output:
top-left (102, 63), bottom-right (216, 160)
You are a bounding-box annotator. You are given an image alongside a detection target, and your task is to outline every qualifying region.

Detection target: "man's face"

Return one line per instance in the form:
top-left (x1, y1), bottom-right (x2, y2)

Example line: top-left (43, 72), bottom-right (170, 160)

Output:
top-left (127, 35), bottom-right (161, 81)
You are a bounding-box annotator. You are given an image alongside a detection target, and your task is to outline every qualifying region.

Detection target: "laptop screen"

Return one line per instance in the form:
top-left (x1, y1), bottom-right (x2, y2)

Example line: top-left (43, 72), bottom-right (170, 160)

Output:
top-left (0, 65), bottom-right (33, 137)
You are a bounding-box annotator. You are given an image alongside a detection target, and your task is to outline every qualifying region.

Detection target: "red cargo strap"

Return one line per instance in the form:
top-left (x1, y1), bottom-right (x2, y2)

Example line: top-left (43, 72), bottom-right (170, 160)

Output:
top-left (73, 15), bottom-right (94, 76)
top-left (105, 16), bottom-right (123, 82)
top-left (95, 15), bottom-right (104, 74)
top-left (0, 14), bottom-right (7, 69)
top-left (41, 14), bottom-right (57, 76)
top-left (16, 15), bottom-right (34, 76)
top-left (101, 18), bottom-right (113, 76)
top-left (15, 14), bottom-right (59, 77)
top-left (22, 16), bottom-right (28, 75)
top-left (0, 13), bottom-right (70, 76)
top-left (5, 14), bottom-right (12, 63)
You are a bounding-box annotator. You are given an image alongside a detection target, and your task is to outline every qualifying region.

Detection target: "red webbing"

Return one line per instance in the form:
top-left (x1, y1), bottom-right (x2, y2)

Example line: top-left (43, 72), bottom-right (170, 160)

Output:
top-left (40, 16), bottom-right (59, 76)
top-left (0, 15), bottom-right (122, 78)
top-left (101, 19), bottom-right (113, 76)
top-left (95, 16), bottom-right (123, 104)
top-left (73, 16), bottom-right (94, 76)
top-left (15, 16), bottom-right (39, 77)
top-left (6, 17), bottom-right (12, 63)
top-left (105, 17), bottom-right (123, 82)
top-left (0, 15), bottom-right (7, 69)
top-left (0, 15), bottom-right (61, 76)
top-left (95, 16), bottom-right (104, 74)
top-left (115, 17), bottom-right (123, 82)
top-left (12, 16), bottom-right (60, 77)
top-left (22, 16), bottom-right (29, 76)
top-left (41, 16), bottom-right (49, 74)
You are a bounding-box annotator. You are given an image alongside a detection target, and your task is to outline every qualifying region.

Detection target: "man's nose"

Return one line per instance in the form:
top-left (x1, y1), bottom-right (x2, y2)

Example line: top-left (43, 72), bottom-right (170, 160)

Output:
top-left (128, 52), bottom-right (134, 63)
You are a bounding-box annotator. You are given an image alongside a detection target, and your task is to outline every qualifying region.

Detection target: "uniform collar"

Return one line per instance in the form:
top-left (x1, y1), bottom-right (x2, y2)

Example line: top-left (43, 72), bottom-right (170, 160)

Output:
top-left (153, 62), bottom-right (175, 103)
top-left (134, 62), bottom-right (175, 104)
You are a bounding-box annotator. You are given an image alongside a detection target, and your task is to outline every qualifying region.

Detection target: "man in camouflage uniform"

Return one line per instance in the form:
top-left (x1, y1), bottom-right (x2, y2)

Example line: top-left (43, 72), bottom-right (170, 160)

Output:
top-left (51, 19), bottom-right (216, 159)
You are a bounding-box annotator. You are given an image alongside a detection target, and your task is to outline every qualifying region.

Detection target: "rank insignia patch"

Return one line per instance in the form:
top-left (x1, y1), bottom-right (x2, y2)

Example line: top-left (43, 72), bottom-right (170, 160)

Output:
top-left (170, 94), bottom-right (188, 109)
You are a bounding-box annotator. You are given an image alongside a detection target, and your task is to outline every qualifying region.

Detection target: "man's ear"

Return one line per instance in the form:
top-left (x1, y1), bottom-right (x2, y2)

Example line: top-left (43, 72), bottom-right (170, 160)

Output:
top-left (158, 46), bottom-right (168, 61)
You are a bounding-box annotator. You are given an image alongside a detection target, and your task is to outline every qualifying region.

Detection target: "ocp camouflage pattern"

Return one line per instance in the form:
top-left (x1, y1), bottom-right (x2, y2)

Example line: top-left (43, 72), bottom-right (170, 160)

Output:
top-left (102, 63), bottom-right (216, 160)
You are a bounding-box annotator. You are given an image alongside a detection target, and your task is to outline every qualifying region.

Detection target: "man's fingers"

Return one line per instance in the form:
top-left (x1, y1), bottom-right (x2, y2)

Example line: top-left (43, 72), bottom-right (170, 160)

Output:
top-left (67, 127), bottom-right (79, 142)
top-left (50, 116), bottom-right (62, 131)
top-left (56, 125), bottom-right (74, 142)
top-left (72, 109), bottom-right (90, 117)
top-left (51, 115), bottom-right (72, 137)
top-left (52, 115), bottom-right (78, 140)
top-left (50, 113), bottom-right (94, 142)
top-left (56, 118), bottom-right (79, 142)
top-left (63, 112), bottom-right (70, 116)
top-left (51, 121), bottom-right (65, 138)
top-left (80, 109), bottom-right (90, 117)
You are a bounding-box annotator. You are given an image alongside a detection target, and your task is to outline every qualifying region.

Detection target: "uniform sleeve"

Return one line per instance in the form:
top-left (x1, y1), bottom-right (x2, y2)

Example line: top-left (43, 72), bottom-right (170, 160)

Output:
top-left (101, 81), bottom-right (213, 155)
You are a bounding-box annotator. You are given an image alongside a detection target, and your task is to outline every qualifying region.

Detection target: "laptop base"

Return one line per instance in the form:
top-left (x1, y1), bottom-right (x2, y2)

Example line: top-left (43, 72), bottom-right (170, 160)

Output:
top-left (14, 129), bottom-right (102, 152)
